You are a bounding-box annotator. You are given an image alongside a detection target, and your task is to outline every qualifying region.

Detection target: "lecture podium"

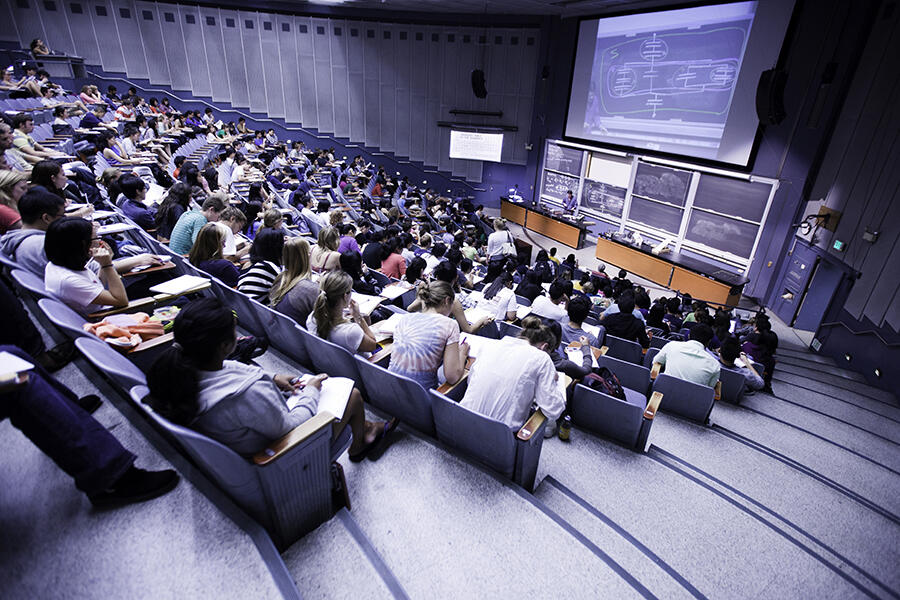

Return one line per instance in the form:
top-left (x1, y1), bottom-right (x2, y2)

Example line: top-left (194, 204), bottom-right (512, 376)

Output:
top-left (500, 197), bottom-right (587, 248)
top-left (595, 236), bottom-right (749, 307)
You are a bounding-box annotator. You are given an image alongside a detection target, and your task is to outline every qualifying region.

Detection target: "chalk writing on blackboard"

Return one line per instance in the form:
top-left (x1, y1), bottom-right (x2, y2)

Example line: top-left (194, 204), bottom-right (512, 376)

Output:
top-left (581, 180), bottom-right (626, 218)
top-left (545, 143), bottom-right (584, 176)
top-left (542, 170), bottom-right (580, 202)
top-left (633, 162), bottom-right (690, 206)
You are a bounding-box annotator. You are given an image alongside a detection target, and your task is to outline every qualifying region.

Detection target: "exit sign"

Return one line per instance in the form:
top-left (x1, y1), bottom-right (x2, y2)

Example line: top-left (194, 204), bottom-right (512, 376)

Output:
top-left (833, 239), bottom-right (846, 251)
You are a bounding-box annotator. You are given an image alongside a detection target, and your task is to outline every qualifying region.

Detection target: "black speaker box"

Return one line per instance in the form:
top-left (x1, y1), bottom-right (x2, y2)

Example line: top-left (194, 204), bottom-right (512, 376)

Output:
top-left (756, 68), bottom-right (787, 125)
top-left (471, 69), bottom-right (487, 99)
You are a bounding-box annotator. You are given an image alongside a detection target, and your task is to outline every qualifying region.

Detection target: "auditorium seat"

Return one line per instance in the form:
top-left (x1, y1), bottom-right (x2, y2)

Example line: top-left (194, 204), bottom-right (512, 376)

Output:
top-left (429, 390), bottom-right (547, 491)
top-left (354, 355), bottom-right (437, 436)
top-left (569, 383), bottom-right (662, 451)
top-left (650, 373), bottom-right (716, 424)
top-left (604, 334), bottom-right (643, 364)
top-left (37, 297), bottom-right (92, 340)
top-left (597, 354), bottom-right (651, 396)
top-left (129, 385), bottom-right (346, 550)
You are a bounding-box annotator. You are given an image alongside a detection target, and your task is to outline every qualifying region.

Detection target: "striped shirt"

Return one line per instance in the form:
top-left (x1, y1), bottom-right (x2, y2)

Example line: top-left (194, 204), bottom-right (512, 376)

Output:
top-left (237, 261), bottom-right (281, 303)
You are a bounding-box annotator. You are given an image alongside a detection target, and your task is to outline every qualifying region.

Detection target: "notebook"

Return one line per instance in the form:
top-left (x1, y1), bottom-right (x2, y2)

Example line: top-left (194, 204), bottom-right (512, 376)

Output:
top-left (370, 313), bottom-right (404, 340)
top-left (288, 375), bottom-right (353, 420)
top-left (96, 222), bottom-right (138, 235)
top-left (149, 274), bottom-right (210, 296)
top-left (351, 292), bottom-right (384, 316)
top-left (0, 351), bottom-right (35, 377)
top-left (459, 333), bottom-right (501, 359)
top-left (566, 346), bottom-right (599, 369)
top-left (380, 282), bottom-right (413, 301)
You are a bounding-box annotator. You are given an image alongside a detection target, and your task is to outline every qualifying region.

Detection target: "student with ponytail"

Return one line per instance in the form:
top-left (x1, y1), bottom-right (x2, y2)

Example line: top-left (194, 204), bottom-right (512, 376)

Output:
top-left (460, 316), bottom-right (565, 429)
top-left (389, 280), bottom-right (468, 389)
top-left (307, 271), bottom-right (378, 355)
top-left (145, 297), bottom-right (394, 461)
top-left (479, 270), bottom-right (518, 321)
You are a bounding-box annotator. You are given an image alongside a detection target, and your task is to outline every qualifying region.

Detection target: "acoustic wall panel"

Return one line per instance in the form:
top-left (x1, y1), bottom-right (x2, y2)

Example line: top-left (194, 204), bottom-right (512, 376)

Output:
top-left (10, 1), bottom-right (47, 48)
top-left (0, 2), bottom-right (21, 43)
top-left (64, 1), bottom-right (102, 64)
top-left (362, 24), bottom-right (381, 149)
top-left (393, 28), bottom-right (411, 159)
top-left (35, 0), bottom-right (76, 56)
top-left (111, 0), bottom-right (149, 79)
top-left (216, 8), bottom-right (246, 106)
top-left (424, 27), bottom-right (443, 168)
top-left (295, 16), bottom-right (318, 131)
top-left (259, 14), bottom-right (284, 120)
top-left (92, 0), bottom-right (127, 73)
top-left (156, 4), bottom-right (190, 91)
top-left (311, 18), bottom-right (334, 135)
top-left (277, 14), bottom-right (301, 124)
top-left (378, 26), bottom-right (396, 154)
top-left (346, 20), bottom-right (366, 145)
top-left (134, 1), bottom-right (170, 86)
top-left (329, 25), bottom-right (350, 139)
top-left (408, 31), bottom-right (428, 164)
top-left (240, 12), bottom-right (267, 114)
top-left (177, 4), bottom-right (211, 98)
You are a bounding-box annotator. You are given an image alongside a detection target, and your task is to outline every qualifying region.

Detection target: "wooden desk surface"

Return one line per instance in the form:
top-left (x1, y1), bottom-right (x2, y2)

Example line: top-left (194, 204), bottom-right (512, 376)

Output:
top-left (524, 210), bottom-right (582, 248)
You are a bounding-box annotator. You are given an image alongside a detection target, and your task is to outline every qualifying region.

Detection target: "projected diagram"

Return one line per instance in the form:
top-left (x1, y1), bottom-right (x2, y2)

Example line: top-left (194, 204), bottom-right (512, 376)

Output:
top-left (584, 20), bottom-right (753, 147)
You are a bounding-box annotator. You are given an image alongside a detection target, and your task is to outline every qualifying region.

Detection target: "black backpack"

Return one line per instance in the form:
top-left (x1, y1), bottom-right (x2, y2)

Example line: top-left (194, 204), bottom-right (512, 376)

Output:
top-left (585, 367), bottom-right (626, 400)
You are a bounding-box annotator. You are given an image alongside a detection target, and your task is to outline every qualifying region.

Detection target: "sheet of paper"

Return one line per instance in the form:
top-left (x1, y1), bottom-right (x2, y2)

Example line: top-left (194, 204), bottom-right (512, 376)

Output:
top-left (370, 313), bottom-right (403, 337)
top-left (566, 346), bottom-right (599, 369)
top-left (582, 323), bottom-right (601, 339)
top-left (464, 307), bottom-right (493, 325)
top-left (96, 222), bottom-right (138, 236)
top-left (65, 203), bottom-right (89, 213)
top-left (515, 305), bottom-right (532, 320)
top-left (459, 333), bottom-right (500, 359)
top-left (351, 292), bottom-right (384, 316)
top-left (149, 274), bottom-right (210, 296)
top-left (91, 210), bottom-right (118, 220)
top-left (379, 282), bottom-right (413, 301)
top-left (287, 375), bottom-right (353, 420)
top-left (0, 351), bottom-right (35, 375)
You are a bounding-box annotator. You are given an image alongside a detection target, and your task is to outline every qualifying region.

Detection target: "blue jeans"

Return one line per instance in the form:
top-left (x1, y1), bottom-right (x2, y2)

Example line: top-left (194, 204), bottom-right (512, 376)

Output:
top-left (0, 345), bottom-right (135, 495)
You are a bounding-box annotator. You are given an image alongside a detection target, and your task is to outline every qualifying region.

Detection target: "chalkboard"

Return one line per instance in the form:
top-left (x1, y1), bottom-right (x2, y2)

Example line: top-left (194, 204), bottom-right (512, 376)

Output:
top-left (627, 196), bottom-right (684, 235)
top-left (685, 211), bottom-right (758, 259)
top-left (693, 174), bottom-right (770, 223)
top-left (632, 162), bottom-right (691, 207)
top-left (541, 170), bottom-right (580, 202)
top-left (544, 142), bottom-right (584, 177)
top-left (581, 180), bottom-right (626, 219)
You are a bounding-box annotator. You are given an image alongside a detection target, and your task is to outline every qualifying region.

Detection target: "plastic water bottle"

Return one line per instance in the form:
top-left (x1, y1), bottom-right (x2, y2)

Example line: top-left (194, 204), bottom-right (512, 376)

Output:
top-left (558, 415), bottom-right (572, 441)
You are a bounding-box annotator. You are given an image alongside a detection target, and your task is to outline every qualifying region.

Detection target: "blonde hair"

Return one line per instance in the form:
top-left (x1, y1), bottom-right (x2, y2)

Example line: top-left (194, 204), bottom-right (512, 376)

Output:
top-left (317, 226), bottom-right (339, 251)
top-left (493, 218), bottom-right (508, 231)
top-left (269, 237), bottom-right (311, 305)
top-left (311, 271), bottom-right (353, 340)
top-left (188, 223), bottom-right (225, 265)
top-left (97, 167), bottom-right (121, 189)
top-left (262, 208), bottom-right (282, 228)
top-left (415, 280), bottom-right (455, 309)
top-left (518, 316), bottom-right (556, 350)
top-left (0, 170), bottom-right (30, 209)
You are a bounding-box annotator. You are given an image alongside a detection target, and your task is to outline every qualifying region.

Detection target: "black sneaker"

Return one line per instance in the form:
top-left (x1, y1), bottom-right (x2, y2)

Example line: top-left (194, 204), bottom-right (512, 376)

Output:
top-left (89, 467), bottom-right (180, 508)
top-left (75, 394), bottom-right (103, 414)
top-left (36, 341), bottom-right (76, 372)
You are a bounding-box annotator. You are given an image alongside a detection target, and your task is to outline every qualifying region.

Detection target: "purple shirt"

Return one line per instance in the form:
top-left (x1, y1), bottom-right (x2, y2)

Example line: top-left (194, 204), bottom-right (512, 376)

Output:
top-left (337, 235), bottom-right (360, 255)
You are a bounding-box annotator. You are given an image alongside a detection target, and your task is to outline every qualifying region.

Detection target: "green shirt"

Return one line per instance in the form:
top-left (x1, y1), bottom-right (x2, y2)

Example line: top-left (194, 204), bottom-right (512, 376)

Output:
top-left (168, 211), bottom-right (208, 255)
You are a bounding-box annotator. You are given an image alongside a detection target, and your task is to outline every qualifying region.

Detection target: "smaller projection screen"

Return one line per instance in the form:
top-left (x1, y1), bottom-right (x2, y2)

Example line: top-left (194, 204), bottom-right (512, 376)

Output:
top-left (449, 130), bottom-right (504, 162)
top-left (565, 0), bottom-right (794, 167)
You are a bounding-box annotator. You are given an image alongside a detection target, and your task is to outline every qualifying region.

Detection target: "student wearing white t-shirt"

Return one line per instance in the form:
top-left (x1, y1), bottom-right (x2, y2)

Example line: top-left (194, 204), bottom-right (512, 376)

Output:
top-left (479, 271), bottom-right (518, 321)
top-left (215, 207), bottom-right (250, 261)
top-left (307, 271), bottom-right (378, 355)
top-left (43, 217), bottom-right (128, 315)
top-left (530, 280), bottom-right (569, 324)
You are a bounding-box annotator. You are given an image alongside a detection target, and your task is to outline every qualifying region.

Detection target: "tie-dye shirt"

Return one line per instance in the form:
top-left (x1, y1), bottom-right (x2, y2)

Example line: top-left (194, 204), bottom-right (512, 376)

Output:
top-left (388, 312), bottom-right (460, 389)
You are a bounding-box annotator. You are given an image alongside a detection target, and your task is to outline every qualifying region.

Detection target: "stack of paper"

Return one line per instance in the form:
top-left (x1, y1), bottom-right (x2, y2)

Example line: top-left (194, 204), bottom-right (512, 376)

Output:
top-left (380, 282), bottom-right (413, 301)
top-left (582, 323), bottom-right (602, 339)
top-left (97, 222), bottom-right (137, 236)
top-left (566, 346), bottom-right (599, 369)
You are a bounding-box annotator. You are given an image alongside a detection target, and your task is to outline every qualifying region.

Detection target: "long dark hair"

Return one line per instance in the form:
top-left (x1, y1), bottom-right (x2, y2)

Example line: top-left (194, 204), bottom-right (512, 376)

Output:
top-left (155, 182), bottom-right (191, 229)
top-left (145, 298), bottom-right (236, 425)
top-left (44, 217), bottom-right (92, 270)
top-left (406, 256), bottom-right (426, 284)
top-left (249, 228), bottom-right (284, 265)
top-left (30, 160), bottom-right (64, 197)
top-left (484, 270), bottom-right (512, 300)
top-left (339, 250), bottom-right (365, 281)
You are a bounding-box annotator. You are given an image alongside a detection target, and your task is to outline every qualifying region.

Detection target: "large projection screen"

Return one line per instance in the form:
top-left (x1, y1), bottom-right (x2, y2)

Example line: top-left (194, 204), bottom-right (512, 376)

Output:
top-left (565, 0), bottom-right (794, 168)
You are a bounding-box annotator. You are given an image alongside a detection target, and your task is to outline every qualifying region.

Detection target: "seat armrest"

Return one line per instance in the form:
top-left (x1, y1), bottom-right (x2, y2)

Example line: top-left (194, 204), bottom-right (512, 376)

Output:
top-left (599, 345), bottom-right (609, 356)
top-left (643, 391), bottom-right (663, 419)
top-left (517, 409), bottom-right (547, 441)
top-left (128, 331), bottom-right (174, 354)
top-left (437, 370), bottom-right (468, 397)
top-left (253, 412), bottom-right (335, 465)
top-left (88, 296), bottom-right (156, 319)
top-left (368, 342), bottom-right (393, 366)
top-left (714, 380), bottom-right (722, 401)
top-left (650, 362), bottom-right (661, 380)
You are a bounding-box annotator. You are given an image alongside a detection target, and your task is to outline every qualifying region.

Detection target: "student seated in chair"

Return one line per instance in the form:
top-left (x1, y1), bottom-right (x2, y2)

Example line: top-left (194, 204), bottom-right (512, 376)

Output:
top-left (652, 323), bottom-right (721, 388)
top-left (43, 217), bottom-right (130, 315)
top-left (460, 316), bottom-right (565, 430)
top-left (601, 292), bottom-right (650, 349)
top-left (389, 280), bottom-right (468, 389)
top-left (307, 271), bottom-right (379, 355)
top-left (718, 336), bottom-right (764, 394)
top-left (478, 271), bottom-right (518, 322)
top-left (561, 295), bottom-right (603, 348)
top-left (271, 237), bottom-right (320, 327)
top-left (116, 174), bottom-right (157, 232)
top-left (145, 298), bottom-right (395, 462)
top-left (189, 223), bottom-right (240, 288)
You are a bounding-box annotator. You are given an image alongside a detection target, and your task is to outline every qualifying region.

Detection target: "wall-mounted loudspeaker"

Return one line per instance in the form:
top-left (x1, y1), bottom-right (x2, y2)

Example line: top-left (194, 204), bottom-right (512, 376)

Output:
top-left (471, 69), bottom-right (487, 99)
top-left (756, 68), bottom-right (787, 125)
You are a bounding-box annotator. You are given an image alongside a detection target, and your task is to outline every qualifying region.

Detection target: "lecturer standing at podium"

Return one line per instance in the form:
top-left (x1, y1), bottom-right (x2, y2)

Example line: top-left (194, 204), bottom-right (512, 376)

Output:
top-left (563, 190), bottom-right (577, 213)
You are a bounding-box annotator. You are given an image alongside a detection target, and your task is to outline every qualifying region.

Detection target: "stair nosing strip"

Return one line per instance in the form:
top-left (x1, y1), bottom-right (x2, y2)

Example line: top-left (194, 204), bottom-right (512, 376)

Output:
top-left (336, 509), bottom-right (411, 600)
top-left (542, 476), bottom-right (708, 600)
top-left (773, 370), bottom-right (897, 405)
top-left (646, 448), bottom-right (888, 600)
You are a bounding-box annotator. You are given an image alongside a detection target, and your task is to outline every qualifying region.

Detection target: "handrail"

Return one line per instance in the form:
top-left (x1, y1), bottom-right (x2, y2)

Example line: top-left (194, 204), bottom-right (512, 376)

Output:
top-left (85, 70), bottom-right (480, 192)
top-left (817, 320), bottom-right (900, 347)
